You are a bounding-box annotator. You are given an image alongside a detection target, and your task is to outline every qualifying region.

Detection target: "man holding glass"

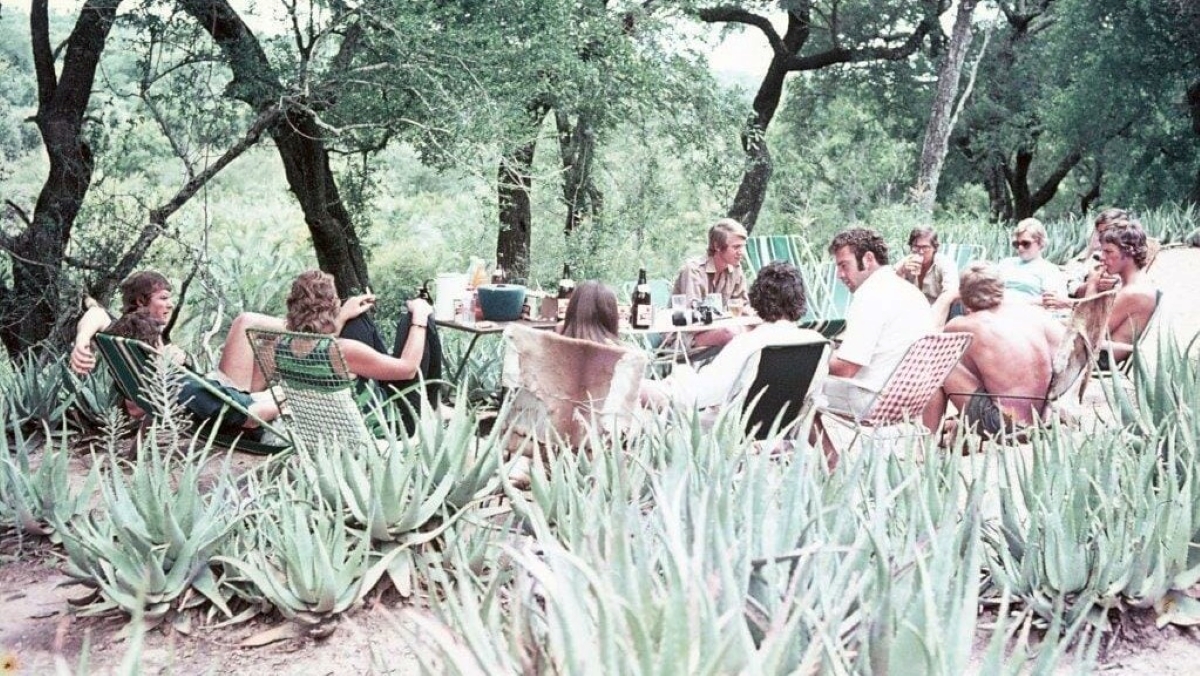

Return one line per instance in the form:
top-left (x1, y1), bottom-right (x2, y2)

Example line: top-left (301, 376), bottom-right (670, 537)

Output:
top-left (894, 226), bottom-right (959, 327)
top-left (670, 218), bottom-right (751, 350)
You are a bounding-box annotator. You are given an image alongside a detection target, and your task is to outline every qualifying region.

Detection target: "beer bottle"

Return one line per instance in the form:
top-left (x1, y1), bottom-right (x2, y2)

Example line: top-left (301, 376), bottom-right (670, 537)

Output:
top-left (631, 268), bottom-right (653, 329)
top-left (556, 263), bottom-right (575, 320)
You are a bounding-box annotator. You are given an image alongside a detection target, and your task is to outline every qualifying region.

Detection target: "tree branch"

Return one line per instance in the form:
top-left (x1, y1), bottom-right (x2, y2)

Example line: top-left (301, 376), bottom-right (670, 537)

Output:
top-left (30, 0), bottom-right (57, 106)
top-left (697, 6), bottom-right (788, 56)
top-left (784, 16), bottom-right (933, 71)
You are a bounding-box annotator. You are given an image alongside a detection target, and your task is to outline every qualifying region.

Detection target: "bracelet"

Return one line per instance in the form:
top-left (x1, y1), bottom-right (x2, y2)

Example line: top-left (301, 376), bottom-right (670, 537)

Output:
top-left (413, 322), bottom-right (427, 328)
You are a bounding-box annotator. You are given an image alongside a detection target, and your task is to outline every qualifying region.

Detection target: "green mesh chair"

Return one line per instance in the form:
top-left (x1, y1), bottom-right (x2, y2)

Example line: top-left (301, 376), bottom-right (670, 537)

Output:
top-left (246, 328), bottom-right (399, 452)
top-left (92, 333), bottom-right (290, 455)
top-left (742, 235), bottom-right (805, 279)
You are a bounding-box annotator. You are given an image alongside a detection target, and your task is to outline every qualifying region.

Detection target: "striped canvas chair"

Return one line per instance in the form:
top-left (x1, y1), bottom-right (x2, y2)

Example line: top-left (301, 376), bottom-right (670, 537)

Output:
top-left (815, 333), bottom-right (972, 451)
top-left (246, 329), bottom-right (392, 452)
top-left (92, 333), bottom-right (290, 455)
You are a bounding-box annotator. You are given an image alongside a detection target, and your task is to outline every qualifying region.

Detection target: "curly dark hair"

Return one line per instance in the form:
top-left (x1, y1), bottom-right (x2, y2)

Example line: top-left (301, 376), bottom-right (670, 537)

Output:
top-left (1094, 208), bottom-right (1130, 230)
top-left (828, 227), bottom-right (889, 268)
top-left (119, 271), bottom-right (171, 315)
top-left (749, 261), bottom-right (808, 322)
top-left (1100, 222), bottom-right (1148, 269)
top-left (105, 308), bottom-right (164, 346)
top-left (286, 270), bottom-right (342, 334)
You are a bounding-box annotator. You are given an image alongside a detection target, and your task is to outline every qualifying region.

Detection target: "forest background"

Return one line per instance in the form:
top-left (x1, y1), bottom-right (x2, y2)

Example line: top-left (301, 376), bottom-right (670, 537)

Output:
top-left (0, 0), bottom-right (1197, 365)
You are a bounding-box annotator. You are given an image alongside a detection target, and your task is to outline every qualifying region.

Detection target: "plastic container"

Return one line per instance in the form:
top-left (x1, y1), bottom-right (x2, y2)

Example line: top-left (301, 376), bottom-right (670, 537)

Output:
top-left (476, 284), bottom-right (527, 321)
top-left (434, 273), bottom-right (468, 319)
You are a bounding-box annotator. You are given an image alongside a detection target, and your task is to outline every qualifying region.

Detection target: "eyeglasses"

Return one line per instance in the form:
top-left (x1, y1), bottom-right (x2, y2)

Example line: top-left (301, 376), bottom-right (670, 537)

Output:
top-left (910, 244), bottom-right (934, 253)
top-left (1012, 239), bottom-right (1036, 250)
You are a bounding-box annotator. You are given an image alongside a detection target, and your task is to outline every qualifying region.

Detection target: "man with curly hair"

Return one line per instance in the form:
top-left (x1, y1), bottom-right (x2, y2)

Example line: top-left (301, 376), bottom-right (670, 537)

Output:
top-left (1091, 222), bottom-right (1161, 367)
top-left (642, 261), bottom-right (824, 414)
top-left (810, 228), bottom-right (932, 464)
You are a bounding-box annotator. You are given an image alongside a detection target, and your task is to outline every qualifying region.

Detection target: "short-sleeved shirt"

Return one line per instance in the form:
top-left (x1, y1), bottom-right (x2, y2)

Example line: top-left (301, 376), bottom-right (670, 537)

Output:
top-left (834, 267), bottom-right (933, 393)
top-left (672, 256), bottom-right (748, 306)
top-left (896, 253), bottom-right (958, 304)
top-left (997, 257), bottom-right (1067, 303)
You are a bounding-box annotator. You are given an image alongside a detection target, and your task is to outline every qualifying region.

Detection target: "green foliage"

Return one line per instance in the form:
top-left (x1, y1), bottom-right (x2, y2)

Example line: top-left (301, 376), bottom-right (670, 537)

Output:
top-left (57, 438), bottom-right (243, 623)
top-left (0, 415), bottom-right (98, 542)
top-left (1, 354), bottom-right (76, 432)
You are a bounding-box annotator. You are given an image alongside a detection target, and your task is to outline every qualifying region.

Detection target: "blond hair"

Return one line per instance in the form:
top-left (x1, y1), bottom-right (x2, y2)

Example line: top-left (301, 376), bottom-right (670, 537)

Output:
top-left (707, 218), bottom-right (749, 257)
top-left (1014, 218), bottom-right (1047, 247)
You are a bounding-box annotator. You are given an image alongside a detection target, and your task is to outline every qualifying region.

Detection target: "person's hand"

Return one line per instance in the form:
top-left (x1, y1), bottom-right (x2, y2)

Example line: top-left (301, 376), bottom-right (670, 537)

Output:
top-left (1041, 291), bottom-right (1071, 310)
top-left (340, 291), bottom-right (377, 322)
top-left (1095, 273), bottom-right (1119, 293)
top-left (70, 341), bottom-right (96, 375)
top-left (407, 298), bottom-right (433, 325)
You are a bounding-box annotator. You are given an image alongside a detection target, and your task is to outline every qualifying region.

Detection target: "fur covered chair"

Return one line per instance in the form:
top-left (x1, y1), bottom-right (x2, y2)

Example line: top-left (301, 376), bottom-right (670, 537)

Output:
top-left (500, 324), bottom-right (647, 450)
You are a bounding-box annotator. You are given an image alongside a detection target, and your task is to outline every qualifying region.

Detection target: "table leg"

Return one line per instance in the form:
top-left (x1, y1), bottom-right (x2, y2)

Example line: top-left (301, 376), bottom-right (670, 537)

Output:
top-left (451, 332), bottom-right (485, 387)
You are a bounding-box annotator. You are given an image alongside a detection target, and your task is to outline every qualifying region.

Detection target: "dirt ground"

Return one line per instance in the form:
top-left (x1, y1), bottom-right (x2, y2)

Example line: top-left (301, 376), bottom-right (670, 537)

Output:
top-left (2, 247), bottom-right (1199, 675)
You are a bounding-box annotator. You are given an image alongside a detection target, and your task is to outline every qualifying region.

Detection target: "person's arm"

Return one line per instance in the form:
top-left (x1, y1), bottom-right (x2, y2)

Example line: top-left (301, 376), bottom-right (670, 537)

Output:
top-left (827, 355), bottom-right (863, 379)
top-left (70, 306), bottom-right (114, 375)
top-left (339, 299), bottom-right (433, 381)
top-left (930, 286), bottom-right (961, 331)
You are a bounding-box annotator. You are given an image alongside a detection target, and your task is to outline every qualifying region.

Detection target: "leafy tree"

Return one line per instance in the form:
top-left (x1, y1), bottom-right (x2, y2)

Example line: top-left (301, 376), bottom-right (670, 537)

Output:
top-left (692, 0), bottom-right (944, 229)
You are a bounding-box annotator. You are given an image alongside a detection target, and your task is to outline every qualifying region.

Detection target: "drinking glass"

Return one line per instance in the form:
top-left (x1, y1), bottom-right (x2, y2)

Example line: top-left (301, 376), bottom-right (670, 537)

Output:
top-left (728, 298), bottom-right (745, 317)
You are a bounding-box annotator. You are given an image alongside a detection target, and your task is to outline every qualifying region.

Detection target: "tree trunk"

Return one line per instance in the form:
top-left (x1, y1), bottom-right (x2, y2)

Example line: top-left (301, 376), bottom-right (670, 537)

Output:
top-left (556, 111), bottom-right (603, 235)
top-left (984, 158), bottom-right (1013, 222)
top-left (1189, 80), bottom-right (1200, 206)
top-left (496, 140), bottom-right (538, 280)
top-left (915, 0), bottom-right (978, 212)
top-left (0, 0), bottom-right (122, 359)
top-left (180, 0), bottom-right (369, 297)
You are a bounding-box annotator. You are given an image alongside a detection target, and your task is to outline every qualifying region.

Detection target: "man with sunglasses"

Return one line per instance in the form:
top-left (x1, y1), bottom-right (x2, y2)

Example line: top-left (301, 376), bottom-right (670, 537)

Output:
top-left (997, 218), bottom-right (1067, 304)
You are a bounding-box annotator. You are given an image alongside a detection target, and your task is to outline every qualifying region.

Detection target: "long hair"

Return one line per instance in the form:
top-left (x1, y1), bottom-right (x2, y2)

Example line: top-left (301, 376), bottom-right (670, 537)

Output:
top-left (286, 270), bottom-right (341, 334)
top-left (119, 271), bottom-right (170, 315)
top-left (105, 308), bottom-right (165, 346)
top-left (1101, 222), bottom-right (1148, 268)
top-left (560, 280), bottom-right (619, 344)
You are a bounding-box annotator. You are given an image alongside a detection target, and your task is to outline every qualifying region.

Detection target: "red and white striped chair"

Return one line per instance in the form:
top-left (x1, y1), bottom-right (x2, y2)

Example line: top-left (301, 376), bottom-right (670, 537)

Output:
top-left (815, 332), bottom-right (973, 452)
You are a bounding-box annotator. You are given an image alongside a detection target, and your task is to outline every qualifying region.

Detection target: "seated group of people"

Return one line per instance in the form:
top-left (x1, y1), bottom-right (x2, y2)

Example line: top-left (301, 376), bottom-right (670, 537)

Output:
top-left (72, 208), bottom-right (1161, 460)
top-left (71, 270), bottom-right (440, 437)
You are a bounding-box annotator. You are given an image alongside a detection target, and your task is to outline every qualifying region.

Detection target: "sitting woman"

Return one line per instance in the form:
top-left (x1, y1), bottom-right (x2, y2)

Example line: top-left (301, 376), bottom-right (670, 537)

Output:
top-left (559, 280), bottom-right (621, 344)
top-left (997, 218), bottom-right (1067, 305)
top-left (280, 270), bottom-right (436, 429)
top-left (103, 309), bottom-right (280, 434)
top-left (642, 261), bottom-right (826, 414)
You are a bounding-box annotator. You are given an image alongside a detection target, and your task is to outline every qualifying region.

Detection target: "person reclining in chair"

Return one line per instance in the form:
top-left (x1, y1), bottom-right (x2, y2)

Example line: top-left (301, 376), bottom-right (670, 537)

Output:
top-left (102, 308), bottom-right (280, 433)
top-left (921, 262), bottom-right (1065, 440)
top-left (72, 269), bottom-right (376, 433)
top-left (642, 261), bottom-right (825, 417)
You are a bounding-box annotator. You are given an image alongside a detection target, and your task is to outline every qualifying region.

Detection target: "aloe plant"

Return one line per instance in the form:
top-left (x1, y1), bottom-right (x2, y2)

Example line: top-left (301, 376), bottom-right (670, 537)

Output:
top-left (2, 353), bottom-right (75, 431)
top-left (56, 436), bottom-right (243, 624)
top-left (0, 412), bottom-right (97, 542)
top-left (214, 475), bottom-right (390, 629)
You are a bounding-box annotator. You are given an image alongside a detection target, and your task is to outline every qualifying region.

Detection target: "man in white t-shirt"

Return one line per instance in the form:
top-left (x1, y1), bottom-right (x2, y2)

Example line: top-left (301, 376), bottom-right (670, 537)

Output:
top-left (810, 228), bottom-right (932, 467)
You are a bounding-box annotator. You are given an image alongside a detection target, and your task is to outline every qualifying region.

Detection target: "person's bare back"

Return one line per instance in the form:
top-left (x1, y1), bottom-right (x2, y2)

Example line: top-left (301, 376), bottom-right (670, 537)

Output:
top-left (945, 302), bottom-right (1064, 425)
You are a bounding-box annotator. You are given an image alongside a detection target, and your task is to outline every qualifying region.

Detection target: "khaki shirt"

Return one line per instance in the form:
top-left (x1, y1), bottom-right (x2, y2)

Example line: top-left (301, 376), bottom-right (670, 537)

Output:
top-left (672, 256), bottom-right (748, 307)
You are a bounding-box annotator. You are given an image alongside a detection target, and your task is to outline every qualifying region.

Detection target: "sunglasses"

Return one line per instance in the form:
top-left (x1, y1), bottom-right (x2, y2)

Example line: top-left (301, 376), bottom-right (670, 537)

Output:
top-left (1012, 239), bottom-right (1036, 249)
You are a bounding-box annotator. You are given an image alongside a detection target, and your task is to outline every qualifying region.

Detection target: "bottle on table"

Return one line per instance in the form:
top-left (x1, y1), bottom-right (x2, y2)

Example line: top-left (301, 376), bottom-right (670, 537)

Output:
top-left (631, 267), bottom-right (653, 329)
top-left (556, 263), bottom-right (575, 320)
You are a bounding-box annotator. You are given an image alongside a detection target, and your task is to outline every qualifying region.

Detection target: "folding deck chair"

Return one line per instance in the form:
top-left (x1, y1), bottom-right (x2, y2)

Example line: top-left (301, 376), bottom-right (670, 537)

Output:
top-left (814, 333), bottom-right (973, 452)
top-left (92, 333), bottom-right (290, 455)
top-left (740, 341), bottom-right (828, 440)
top-left (245, 329), bottom-right (397, 452)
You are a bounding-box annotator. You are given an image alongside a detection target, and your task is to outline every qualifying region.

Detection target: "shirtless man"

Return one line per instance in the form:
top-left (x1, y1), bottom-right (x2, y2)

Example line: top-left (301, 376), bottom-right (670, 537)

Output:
top-left (922, 262), bottom-right (1065, 438)
top-left (1090, 222), bottom-right (1159, 366)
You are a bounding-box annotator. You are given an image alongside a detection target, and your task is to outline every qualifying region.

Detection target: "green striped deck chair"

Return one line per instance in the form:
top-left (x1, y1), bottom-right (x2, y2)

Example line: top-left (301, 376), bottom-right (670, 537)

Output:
top-left (92, 334), bottom-right (290, 455)
top-left (796, 262), bottom-right (850, 339)
top-left (742, 235), bottom-right (805, 279)
top-left (246, 329), bottom-right (395, 452)
top-left (942, 243), bottom-right (987, 271)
